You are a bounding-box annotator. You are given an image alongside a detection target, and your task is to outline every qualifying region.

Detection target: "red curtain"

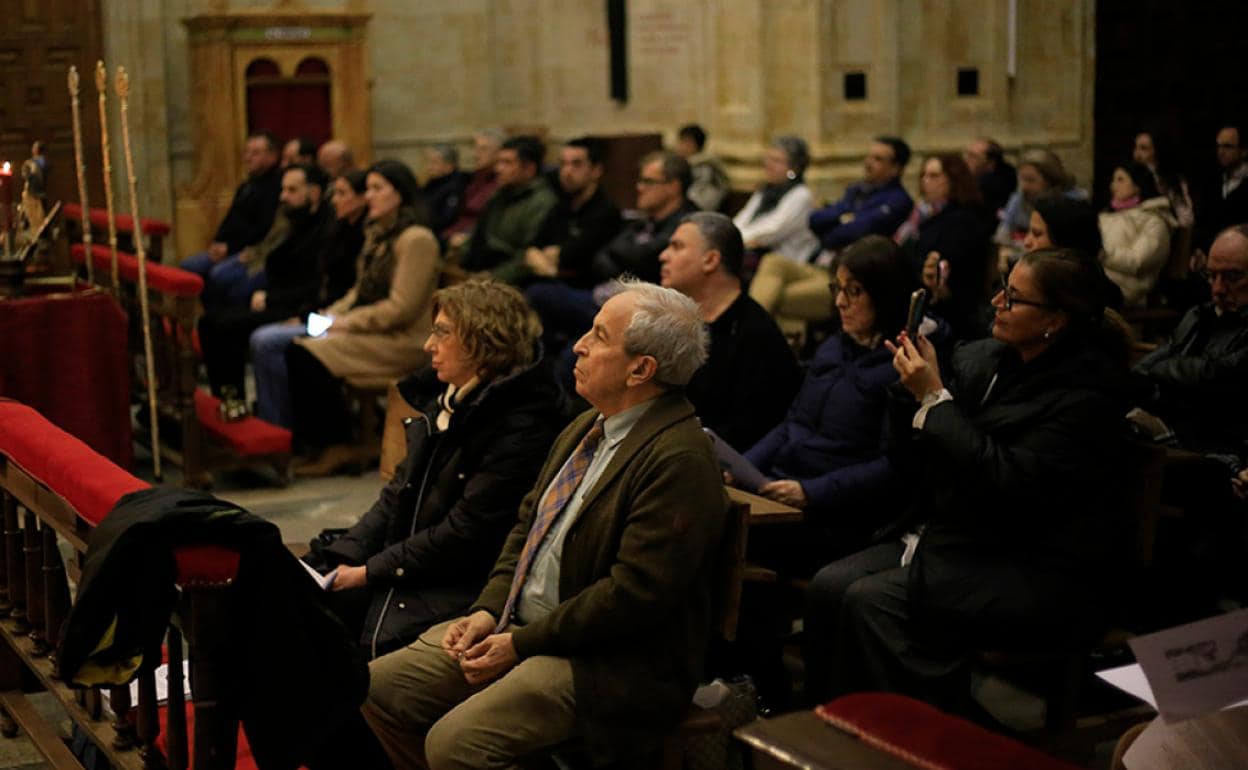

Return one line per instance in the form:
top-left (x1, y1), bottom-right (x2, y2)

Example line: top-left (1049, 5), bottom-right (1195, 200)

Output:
top-left (245, 57), bottom-right (332, 147)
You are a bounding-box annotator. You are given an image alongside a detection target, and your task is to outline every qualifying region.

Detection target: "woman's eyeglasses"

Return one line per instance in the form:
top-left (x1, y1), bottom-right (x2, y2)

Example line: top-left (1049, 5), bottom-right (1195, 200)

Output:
top-left (828, 282), bottom-right (865, 301)
top-left (996, 280), bottom-right (1055, 311)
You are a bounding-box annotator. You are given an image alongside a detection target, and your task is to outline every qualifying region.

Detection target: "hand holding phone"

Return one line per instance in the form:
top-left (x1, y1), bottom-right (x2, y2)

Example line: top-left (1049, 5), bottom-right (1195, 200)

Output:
top-left (306, 312), bottom-right (333, 338)
top-left (905, 288), bottom-right (928, 339)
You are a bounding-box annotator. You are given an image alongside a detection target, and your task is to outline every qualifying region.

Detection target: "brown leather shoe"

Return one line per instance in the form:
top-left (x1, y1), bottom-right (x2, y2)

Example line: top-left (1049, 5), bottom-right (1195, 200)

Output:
top-left (292, 444), bottom-right (361, 478)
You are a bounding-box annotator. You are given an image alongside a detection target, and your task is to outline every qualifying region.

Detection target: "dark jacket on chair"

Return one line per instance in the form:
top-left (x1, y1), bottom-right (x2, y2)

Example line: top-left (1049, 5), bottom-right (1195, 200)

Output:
top-left (308, 356), bottom-right (566, 658)
top-left (58, 487), bottom-right (369, 770)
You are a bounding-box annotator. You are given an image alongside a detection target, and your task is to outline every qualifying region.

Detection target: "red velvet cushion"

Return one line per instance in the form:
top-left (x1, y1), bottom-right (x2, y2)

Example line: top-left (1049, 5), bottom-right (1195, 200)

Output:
top-left (63, 202), bottom-right (173, 238)
top-left (71, 244), bottom-right (204, 298)
top-left (0, 400), bottom-right (148, 525)
top-left (174, 545), bottom-right (242, 586)
top-left (815, 693), bottom-right (1083, 770)
top-left (155, 701), bottom-right (256, 770)
top-left (193, 390), bottom-right (292, 457)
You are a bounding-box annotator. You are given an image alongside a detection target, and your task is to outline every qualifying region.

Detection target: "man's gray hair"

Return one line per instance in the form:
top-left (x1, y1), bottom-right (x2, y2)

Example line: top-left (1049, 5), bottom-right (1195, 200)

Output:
top-left (475, 128), bottom-right (506, 147)
top-left (613, 277), bottom-right (709, 388)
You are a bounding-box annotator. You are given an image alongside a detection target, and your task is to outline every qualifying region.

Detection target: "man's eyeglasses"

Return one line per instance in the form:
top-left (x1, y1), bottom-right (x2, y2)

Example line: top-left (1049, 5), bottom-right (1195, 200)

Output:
top-left (1200, 268), bottom-right (1248, 285)
top-left (636, 176), bottom-right (669, 187)
top-left (996, 281), bottom-right (1055, 311)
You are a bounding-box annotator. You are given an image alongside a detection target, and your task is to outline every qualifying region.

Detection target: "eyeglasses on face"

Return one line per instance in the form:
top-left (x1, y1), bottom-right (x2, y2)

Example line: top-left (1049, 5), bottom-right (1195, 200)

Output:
top-left (1200, 268), bottom-right (1248, 285)
top-left (429, 323), bottom-right (455, 341)
top-left (636, 176), bottom-right (669, 186)
top-left (828, 282), bottom-right (865, 301)
top-left (995, 280), bottom-right (1055, 311)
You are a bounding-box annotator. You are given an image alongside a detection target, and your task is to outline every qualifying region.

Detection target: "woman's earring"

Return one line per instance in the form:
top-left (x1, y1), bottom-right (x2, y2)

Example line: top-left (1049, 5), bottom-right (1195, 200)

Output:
top-left (1043, 330), bottom-right (1052, 340)
top-left (787, 170), bottom-right (797, 180)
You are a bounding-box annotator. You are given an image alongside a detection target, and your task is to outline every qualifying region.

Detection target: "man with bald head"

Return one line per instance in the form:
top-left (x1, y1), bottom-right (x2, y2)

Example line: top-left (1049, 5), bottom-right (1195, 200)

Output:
top-left (317, 139), bottom-right (356, 179)
top-left (1133, 224), bottom-right (1248, 453)
top-left (362, 280), bottom-right (726, 770)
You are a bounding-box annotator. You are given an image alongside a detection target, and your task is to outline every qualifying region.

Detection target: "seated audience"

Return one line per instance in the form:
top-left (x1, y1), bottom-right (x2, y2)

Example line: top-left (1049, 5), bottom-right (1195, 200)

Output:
top-left (524, 136), bottom-right (623, 289)
top-left (1020, 193), bottom-right (1122, 310)
top-left (1194, 123), bottom-right (1248, 252)
top-left (900, 153), bottom-right (994, 340)
top-left (1133, 129), bottom-right (1193, 228)
top-left (805, 247), bottom-right (1130, 706)
top-left (751, 136), bottom-right (913, 329)
top-left (732, 135), bottom-right (819, 266)
top-left (317, 138), bottom-right (356, 179)
top-left (422, 144), bottom-right (470, 239)
top-left (744, 236), bottom-right (910, 563)
top-left (285, 160), bottom-right (439, 476)
top-left (661, 212), bottom-right (800, 451)
top-left (675, 122), bottom-right (730, 211)
top-left (304, 280), bottom-right (565, 658)
top-left (283, 136), bottom-right (318, 168)
top-left (444, 129), bottom-right (504, 246)
top-left (197, 163), bottom-right (333, 415)
top-left (1099, 161), bottom-right (1175, 307)
top-left (525, 151), bottom-right (695, 355)
top-left (362, 281), bottom-right (726, 770)
top-left (181, 131), bottom-right (282, 310)
top-left (1131, 225), bottom-right (1248, 454)
top-left (963, 137), bottom-right (1017, 214)
top-left (994, 148), bottom-right (1086, 269)
top-left (460, 135), bottom-right (559, 284)
top-left (249, 169), bottom-right (369, 428)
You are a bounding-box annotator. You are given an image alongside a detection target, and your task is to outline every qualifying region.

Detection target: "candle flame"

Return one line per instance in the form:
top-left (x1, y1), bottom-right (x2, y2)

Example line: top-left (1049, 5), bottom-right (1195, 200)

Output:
top-left (1, 162), bottom-right (9, 174)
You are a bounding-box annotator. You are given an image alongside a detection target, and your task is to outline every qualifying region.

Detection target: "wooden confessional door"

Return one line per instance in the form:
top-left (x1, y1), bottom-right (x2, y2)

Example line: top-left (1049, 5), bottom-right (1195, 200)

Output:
top-left (0, 0), bottom-right (105, 213)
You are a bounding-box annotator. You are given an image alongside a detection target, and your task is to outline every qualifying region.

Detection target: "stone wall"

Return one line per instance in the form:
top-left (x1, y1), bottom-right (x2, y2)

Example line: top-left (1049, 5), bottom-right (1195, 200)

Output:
top-left (105, 0), bottom-right (1095, 251)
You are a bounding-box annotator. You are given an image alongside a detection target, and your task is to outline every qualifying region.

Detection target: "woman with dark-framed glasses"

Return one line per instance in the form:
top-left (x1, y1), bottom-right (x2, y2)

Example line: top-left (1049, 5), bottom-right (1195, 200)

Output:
top-left (803, 247), bottom-right (1132, 706)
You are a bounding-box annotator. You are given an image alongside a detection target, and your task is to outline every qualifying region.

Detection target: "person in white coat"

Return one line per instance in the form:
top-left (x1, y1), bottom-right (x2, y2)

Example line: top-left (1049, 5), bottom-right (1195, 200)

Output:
top-left (733, 135), bottom-right (819, 265)
top-left (1099, 161), bottom-right (1175, 307)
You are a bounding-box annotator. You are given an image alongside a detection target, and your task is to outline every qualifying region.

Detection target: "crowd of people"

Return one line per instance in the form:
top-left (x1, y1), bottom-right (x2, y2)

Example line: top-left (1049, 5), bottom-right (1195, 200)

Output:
top-left (174, 121), bottom-right (1248, 768)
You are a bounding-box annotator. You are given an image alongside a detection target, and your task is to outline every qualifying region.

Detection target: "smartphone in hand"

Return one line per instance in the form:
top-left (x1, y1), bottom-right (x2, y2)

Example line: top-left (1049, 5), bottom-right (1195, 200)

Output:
top-left (306, 312), bottom-right (333, 338)
top-left (905, 288), bottom-right (928, 339)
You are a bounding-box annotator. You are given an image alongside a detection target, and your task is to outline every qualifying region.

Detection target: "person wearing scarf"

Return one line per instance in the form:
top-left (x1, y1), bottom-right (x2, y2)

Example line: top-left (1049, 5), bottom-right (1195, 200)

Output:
top-left (1099, 161), bottom-right (1176, 307)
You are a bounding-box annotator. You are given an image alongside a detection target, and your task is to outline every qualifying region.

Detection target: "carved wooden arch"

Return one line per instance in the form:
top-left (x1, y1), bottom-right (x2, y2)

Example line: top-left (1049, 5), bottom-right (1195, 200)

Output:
top-left (175, 8), bottom-right (371, 258)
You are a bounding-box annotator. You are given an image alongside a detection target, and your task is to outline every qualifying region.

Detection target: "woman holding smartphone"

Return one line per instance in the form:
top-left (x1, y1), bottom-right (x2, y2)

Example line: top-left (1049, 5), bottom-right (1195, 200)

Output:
top-left (287, 159), bottom-right (439, 476)
top-left (804, 247), bottom-right (1130, 705)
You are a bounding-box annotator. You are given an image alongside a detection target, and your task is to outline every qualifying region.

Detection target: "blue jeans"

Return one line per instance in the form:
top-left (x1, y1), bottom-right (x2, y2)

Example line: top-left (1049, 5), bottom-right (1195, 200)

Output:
top-left (249, 321), bottom-right (305, 428)
top-left (182, 251), bottom-right (267, 311)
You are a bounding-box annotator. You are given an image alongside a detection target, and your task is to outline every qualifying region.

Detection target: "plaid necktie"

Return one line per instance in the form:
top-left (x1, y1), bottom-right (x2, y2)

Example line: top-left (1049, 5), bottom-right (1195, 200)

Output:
top-left (496, 419), bottom-right (606, 632)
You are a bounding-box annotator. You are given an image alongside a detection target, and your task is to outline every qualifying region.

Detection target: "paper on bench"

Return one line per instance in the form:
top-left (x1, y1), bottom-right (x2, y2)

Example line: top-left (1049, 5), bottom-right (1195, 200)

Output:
top-left (704, 428), bottom-right (771, 493)
top-left (1096, 608), bottom-right (1248, 722)
top-left (300, 558), bottom-right (338, 590)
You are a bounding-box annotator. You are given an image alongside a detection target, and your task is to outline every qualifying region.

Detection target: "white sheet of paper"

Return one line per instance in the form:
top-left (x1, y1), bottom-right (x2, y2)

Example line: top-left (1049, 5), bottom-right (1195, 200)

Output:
top-left (299, 558), bottom-right (338, 590)
top-left (1115, 608), bottom-right (1248, 722)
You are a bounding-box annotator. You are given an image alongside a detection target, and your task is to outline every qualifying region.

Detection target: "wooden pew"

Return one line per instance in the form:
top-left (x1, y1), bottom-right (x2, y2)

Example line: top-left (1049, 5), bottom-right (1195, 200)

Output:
top-left (69, 244), bottom-right (292, 488)
top-left (0, 398), bottom-right (254, 770)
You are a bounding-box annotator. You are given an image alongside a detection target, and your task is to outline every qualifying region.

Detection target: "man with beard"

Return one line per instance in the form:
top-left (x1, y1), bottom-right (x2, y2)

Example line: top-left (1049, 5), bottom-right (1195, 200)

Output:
top-left (197, 163), bottom-right (334, 419)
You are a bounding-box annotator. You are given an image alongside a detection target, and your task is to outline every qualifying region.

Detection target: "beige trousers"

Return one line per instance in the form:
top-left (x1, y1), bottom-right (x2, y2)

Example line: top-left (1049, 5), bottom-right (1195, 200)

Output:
top-left (748, 253), bottom-right (835, 323)
top-left (361, 619), bottom-right (578, 770)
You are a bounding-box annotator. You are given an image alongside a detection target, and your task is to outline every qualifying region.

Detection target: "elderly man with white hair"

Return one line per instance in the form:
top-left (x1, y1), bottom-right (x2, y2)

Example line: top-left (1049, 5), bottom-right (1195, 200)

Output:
top-left (362, 279), bottom-right (728, 770)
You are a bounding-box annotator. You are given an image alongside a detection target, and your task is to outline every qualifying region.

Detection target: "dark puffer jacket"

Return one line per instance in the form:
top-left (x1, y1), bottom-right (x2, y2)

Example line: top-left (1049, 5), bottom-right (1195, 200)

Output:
top-left (744, 332), bottom-right (898, 519)
top-left (309, 357), bottom-right (566, 657)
